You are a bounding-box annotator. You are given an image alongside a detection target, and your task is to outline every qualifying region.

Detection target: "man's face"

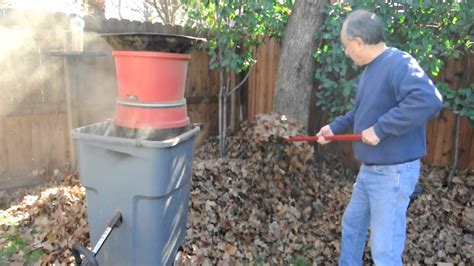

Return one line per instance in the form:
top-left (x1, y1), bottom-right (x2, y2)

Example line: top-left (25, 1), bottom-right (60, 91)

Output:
top-left (340, 23), bottom-right (364, 66)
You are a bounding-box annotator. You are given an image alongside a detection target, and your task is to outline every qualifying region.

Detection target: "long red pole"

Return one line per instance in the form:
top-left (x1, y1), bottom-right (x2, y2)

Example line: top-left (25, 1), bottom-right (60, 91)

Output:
top-left (284, 134), bottom-right (362, 142)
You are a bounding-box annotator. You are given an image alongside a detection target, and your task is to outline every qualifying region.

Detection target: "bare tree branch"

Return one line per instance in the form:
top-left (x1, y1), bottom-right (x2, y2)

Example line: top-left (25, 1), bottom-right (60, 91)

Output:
top-left (170, 0), bottom-right (183, 24)
top-left (163, 0), bottom-right (170, 24)
top-left (144, 0), bottom-right (184, 25)
top-left (226, 65), bottom-right (254, 97)
top-left (146, 0), bottom-right (167, 24)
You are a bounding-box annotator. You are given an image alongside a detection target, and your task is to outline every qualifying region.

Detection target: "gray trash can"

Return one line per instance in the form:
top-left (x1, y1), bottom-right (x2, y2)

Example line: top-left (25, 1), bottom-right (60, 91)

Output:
top-left (72, 121), bottom-right (199, 265)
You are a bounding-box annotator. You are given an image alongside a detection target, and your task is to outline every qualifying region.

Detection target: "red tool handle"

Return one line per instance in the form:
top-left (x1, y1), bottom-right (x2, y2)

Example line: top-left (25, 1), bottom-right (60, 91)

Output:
top-left (284, 134), bottom-right (362, 142)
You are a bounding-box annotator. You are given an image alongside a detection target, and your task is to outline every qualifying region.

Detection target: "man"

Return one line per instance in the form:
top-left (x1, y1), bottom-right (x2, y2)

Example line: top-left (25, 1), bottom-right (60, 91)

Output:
top-left (316, 10), bottom-right (443, 266)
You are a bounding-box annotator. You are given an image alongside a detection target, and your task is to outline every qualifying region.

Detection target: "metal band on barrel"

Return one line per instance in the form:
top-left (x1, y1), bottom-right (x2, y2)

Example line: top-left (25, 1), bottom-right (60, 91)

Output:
top-left (116, 99), bottom-right (186, 108)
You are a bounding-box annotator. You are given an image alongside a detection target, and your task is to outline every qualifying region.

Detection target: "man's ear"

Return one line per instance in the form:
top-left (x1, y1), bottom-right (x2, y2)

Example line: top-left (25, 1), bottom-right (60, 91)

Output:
top-left (354, 37), bottom-right (365, 48)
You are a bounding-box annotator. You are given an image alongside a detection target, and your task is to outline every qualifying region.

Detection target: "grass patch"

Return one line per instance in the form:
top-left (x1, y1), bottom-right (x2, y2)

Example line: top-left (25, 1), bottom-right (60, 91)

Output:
top-left (292, 257), bottom-right (311, 266)
top-left (0, 228), bottom-right (45, 263)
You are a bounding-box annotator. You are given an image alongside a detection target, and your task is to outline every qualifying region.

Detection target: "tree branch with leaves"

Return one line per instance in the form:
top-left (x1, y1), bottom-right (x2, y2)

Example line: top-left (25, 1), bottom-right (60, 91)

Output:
top-left (183, 0), bottom-right (293, 157)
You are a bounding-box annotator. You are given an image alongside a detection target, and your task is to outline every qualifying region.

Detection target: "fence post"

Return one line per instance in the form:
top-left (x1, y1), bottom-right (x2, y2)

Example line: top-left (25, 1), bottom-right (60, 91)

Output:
top-left (63, 56), bottom-right (77, 170)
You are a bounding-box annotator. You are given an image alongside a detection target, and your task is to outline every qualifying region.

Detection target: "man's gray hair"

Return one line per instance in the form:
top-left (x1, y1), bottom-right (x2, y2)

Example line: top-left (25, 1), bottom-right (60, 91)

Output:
top-left (344, 10), bottom-right (384, 44)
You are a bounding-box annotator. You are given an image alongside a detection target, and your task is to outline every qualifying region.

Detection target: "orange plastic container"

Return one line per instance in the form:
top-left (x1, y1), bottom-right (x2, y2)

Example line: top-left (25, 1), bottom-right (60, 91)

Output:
top-left (113, 51), bottom-right (191, 102)
top-left (114, 103), bottom-right (189, 129)
top-left (111, 51), bottom-right (191, 130)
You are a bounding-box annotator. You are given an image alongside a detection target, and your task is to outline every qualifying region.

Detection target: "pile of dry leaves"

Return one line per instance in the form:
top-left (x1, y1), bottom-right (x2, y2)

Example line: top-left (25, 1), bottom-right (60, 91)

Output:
top-left (0, 113), bottom-right (473, 265)
top-left (186, 113), bottom-right (473, 264)
top-left (0, 173), bottom-right (88, 264)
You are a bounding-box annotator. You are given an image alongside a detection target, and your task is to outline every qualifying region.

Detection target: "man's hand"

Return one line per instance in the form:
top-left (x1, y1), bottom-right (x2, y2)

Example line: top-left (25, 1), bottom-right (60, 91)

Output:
top-left (316, 125), bottom-right (334, 145)
top-left (361, 126), bottom-right (380, 146)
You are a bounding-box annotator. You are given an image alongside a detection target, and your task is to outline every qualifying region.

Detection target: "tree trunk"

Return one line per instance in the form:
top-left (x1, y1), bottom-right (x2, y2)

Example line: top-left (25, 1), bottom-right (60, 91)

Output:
top-left (273, 0), bottom-right (325, 132)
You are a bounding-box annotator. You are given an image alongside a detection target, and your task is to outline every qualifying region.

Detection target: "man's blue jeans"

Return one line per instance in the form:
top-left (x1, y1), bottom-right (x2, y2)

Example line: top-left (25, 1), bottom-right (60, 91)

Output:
top-left (339, 160), bottom-right (420, 266)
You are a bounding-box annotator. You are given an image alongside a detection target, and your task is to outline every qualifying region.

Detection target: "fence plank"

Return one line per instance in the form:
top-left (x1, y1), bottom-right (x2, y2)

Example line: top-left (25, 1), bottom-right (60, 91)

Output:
top-left (257, 44), bottom-right (266, 115)
top-left (468, 133), bottom-right (474, 169)
top-left (210, 70), bottom-right (220, 135)
top-left (200, 51), bottom-right (212, 137)
top-left (30, 113), bottom-right (68, 173)
top-left (248, 54), bottom-right (256, 121)
top-left (103, 18), bottom-right (119, 33)
top-left (144, 22), bottom-right (154, 32)
top-left (153, 22), bottom-right (164, 33)
top-left (0, 82), bottom-right (6, 177)
top-left (4, 116), bottom-right (33, 177)
top-left (444, 58), bottom-right (456, 82)
top-left (424, 119), bottom-right (436, 164)
top-left (266, 40), bottom-right (274, 113)
top-left (268, 39), bottom-right (281, 112)
top-left (457, 117), bottom-right (473, 169)
top-left (186, 50), bottom-right (201, 127)
top-left (261, 40), bottom-right (270, 113)
top-left (432, 109), bottom-right (449, 165)
top-left (266, 40), bottom-right (275, 113)
top-left (441, 110), bottom-right (457, 165)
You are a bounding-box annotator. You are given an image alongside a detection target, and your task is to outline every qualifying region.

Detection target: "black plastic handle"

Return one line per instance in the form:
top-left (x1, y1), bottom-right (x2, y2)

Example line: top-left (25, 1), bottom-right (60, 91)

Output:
top-left (72, 212), bottom-right (123, 266)
top-left (92, 212), bottom-right (123, 255)
top-left (71, 243), bottom-right (99, 266)
top-left (108, 212), bottom-right (123, 228)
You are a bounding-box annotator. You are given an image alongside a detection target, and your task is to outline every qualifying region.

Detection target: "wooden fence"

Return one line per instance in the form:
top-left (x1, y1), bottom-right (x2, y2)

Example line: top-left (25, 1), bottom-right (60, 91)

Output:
top-left (247, 39), bottom-right (282, 119)
top-left (0, 10), bottom-right (221, 188)
top-left (1, 10), bottom-right (473, 188)
top-left (247, 39), bottom-right (474, 170)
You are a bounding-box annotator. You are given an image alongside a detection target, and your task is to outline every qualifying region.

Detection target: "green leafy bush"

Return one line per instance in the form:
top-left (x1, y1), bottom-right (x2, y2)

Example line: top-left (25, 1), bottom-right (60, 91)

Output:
top-left (314, 0), bottom-right (473, 122)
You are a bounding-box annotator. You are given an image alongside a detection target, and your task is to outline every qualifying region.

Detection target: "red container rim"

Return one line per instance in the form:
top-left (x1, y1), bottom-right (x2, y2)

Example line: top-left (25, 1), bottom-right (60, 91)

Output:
top-left (112, 50), bottom-right (191, 60)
